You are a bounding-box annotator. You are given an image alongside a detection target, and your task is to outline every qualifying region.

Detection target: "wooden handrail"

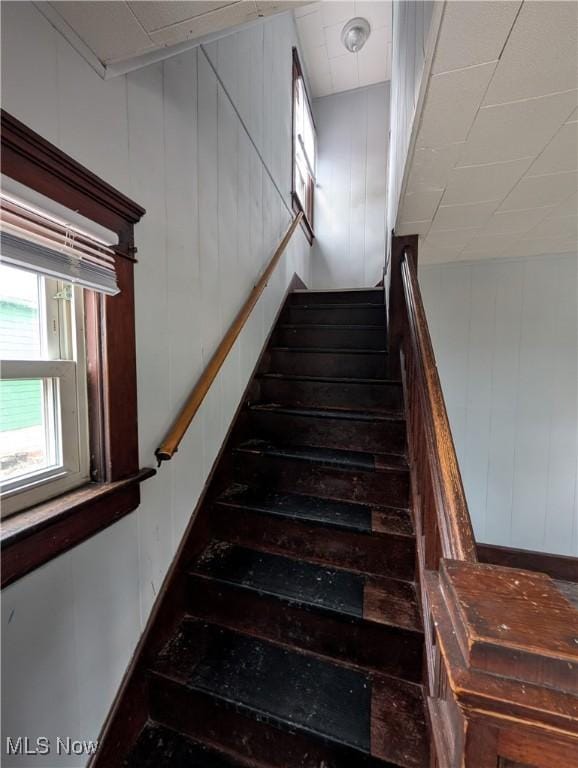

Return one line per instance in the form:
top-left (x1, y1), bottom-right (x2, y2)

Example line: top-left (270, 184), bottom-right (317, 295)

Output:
top-left (400, 248), bottom-right (477, 562)
top-left (155, 212), bottom-right (303, 465)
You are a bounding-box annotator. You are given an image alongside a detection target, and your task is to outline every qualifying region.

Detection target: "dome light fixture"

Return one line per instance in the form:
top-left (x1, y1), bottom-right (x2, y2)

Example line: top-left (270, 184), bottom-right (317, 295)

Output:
top-left (341, 17), bottom-right (371, 53)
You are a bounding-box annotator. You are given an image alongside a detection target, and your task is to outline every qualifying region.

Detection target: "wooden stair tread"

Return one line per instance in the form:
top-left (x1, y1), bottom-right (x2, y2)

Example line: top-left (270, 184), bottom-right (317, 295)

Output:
top-left (191, 542), bottom-right (366, 618)
top-left (249, 403), bottom-right (404, 422)
top-left (153, 621), bottom-right (371, 752)
top-left (287, 301), bottom-right (386, 310)
top-left (235, 440), bottom-right (408, 472)
top-left (258, 372), bottom-right (401, 385)
top-left (279, 322), bottom-right (385, 330)
top-left (190, 542), bottom-right (420, 629)
top-left (216, 486), bottom-right (414, 537)
top-left (271, 346), bottom-right (388, 354)
top-left (217, 486), bottom-right (413, 534)
top-left (125, 724), bottom-right (245, 768)
top-left (151, 620), bottom-right (428, 766)
top-left (290, 288), bottom-right (384, 305)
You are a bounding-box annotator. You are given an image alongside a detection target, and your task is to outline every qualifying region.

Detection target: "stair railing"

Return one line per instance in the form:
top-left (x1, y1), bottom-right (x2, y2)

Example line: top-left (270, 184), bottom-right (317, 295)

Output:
top-left (155, 212), bottom-right (303, 466)
top-left (399, 245), bottom-right (477, 565)
top-left (389, 234), bottom-right (578, 767)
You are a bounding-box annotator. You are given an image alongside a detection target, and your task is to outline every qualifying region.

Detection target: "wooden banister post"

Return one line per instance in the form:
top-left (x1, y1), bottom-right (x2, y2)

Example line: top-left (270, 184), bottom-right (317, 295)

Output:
top-left (388, 233), bottom-right (418, 358)
top-left (426, 559), bottom-right (578, 767)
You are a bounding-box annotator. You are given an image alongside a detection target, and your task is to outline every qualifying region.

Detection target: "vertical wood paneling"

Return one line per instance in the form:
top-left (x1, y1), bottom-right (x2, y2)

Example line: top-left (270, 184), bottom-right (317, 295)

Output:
top-left (387, 1), bottom-right (437, 245)
top-left (312, 83), bottom-right (390, 289)
top-left (0, 5), bottom-right (311, 764)
top-left (420, 253), bottom-right (578, 556)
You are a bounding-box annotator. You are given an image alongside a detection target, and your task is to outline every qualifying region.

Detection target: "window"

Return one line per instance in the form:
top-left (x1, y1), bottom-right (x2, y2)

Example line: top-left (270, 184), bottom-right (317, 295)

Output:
top-left (292, 49), bottom-right (316, 236)
top-left (1, 110), bottom-right (150, 588)
top-left (0, 263), bottom-right (89, 516)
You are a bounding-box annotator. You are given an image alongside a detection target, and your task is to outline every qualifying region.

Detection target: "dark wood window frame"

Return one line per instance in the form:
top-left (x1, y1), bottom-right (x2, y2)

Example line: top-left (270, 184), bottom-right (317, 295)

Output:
top-left (1, 110), bottom-right (155, 588)
top-left (291, 48), bottom-right (316, 244)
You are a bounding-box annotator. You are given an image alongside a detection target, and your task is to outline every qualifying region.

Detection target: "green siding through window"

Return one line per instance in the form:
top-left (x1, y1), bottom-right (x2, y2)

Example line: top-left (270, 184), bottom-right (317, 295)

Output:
top-left (0, 380), bottom-right (42, 431)
top-left (1, 299), bottom-right (43, 431)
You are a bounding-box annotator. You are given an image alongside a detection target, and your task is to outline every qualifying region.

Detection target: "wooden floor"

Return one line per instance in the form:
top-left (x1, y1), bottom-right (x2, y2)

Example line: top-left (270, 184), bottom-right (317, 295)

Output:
top-left (123, 288), bottom-right (429, 768)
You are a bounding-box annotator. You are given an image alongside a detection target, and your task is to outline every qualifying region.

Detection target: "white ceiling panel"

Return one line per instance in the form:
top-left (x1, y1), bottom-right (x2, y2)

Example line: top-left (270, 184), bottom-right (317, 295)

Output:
top-left (399, 1), bottom-right (578, 264)
top-left (417, 62), bottom-right (497, 147)
top-left (406, 144), bottom-right (464, 194)
top-left (458, 90), bottom-right (578, 166)
top-left (320, 0), bottom-right (353, 27)
top-left (128, 1), bottom-right (238, 32)
top-left (459, 232), bottom-right (520, 260)
top-left (294, 1), bottom-right (392, 98)
top-left (44, 0), bottom-right (307, 68)
top-left (442, 157), bottom-right (533, 206)
top-left (358, 37), bottom-right (390, 86)
top-left (499, 171), bottom-right (578, 212)
top-left (527, 122), bottom-right (578, 176)
top-left (551, 192), bottom-right (578, 218)
top-left (329, 53), bottom-right (359, 93)
top-left (531, 214), bottom-right (578, 241)
top-left (484, 207), bottom-right (556, 236)
top-left (431, 200), bottom-right (501, 232)
top-left (149, 1), bottom-right (260, 46)
top-left (482, 1), bottom-right (578, 106)
top-left (49, 1), bottom-right (154, 63)
top-left (432, 1), bottom-right (521, 75)
top-left (399, 187), bottom-right (444, 224)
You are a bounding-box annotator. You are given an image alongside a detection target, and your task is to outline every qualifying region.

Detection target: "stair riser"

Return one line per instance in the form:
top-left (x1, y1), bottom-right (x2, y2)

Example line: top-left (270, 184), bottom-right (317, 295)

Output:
top-left (149, 677), bottom-right (384, 768)
top-left (283, 305), bottom-right (386, 326)
top-left (187, 576), bottom-right (423, 681)
top-left (234, 453), bottom-right (410, 508)
top-left (290, 289), bottom-right (384, 306)
top-left (259, 377), bottom-right (403, 412)
top-left (268, 349), bottom-right (390, 378)
top-left (212, 507), bottom-right (415, 580)
top-left (249, 410), bottom-right (406, 455)
top-left (276, 326), bottom-right (385, 350)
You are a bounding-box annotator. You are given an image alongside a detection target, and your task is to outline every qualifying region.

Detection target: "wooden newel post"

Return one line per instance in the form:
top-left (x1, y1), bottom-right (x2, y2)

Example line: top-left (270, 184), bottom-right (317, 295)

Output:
top-left (426, 559), bottom-right (578, 767)
top-left (388, 233), bottom-right (418, 363)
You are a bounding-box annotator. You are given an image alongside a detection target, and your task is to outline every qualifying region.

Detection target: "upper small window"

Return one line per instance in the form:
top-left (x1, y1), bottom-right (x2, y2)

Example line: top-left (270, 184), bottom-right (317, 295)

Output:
top-left (292, 49), bottom-right (316, 235)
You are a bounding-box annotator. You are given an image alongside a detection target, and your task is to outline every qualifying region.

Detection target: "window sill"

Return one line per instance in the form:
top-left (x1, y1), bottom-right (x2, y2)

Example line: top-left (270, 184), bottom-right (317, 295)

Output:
top-left (1, 467), bottom-right (155, 588)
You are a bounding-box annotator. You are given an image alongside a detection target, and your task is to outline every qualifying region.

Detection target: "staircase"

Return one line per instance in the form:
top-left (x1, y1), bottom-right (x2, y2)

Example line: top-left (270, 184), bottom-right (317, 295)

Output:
top-left (122, 288), bottom-right (429, 768)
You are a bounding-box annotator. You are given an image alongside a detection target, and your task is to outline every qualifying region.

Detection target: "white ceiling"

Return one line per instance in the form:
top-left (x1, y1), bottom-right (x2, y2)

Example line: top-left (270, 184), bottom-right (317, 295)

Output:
top-left (294, 1), bottom-right (392, 98)
top-left (397, 0), bottom-right (578, 265)
top-left (42, 1), bottom-right (307, 69)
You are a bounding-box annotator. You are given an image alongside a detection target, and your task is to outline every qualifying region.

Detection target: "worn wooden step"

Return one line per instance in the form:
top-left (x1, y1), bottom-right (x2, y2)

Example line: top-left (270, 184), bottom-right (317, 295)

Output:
top-left (276, 324), bottom-right (385, 350)
top-left (213, 486), bottom-right (415, 579)
top-left (187, 542), bottom-right (423, 680)
top-left (150, 621), bottom-right (428, 768)
top-left (216, 487), bottom-right (414, 536)
top-left (268, 348), bottom-right (391, 378)
top-left (248, 403), bottom-right (406, 455)
top-left (290, 288), bottom-right (384, 306)
top-left (233, 440), bottom-right (410, 508)
top-left (257, 373), bottom-right (403, 412)
top-left (283, 303), bottom-right (386, 326)
top-left (125, 723), bottom-right (246, 768)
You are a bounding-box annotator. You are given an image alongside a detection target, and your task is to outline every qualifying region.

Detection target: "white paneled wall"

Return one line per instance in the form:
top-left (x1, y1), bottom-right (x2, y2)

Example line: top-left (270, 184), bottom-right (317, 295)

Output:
top-left (386, 1), bottom-right (437, 249)
top-left (420, 253), bottom-right (578, 557)
top-left (312, 83), bottom-right (390, 289)
top-left (1, 3), bottom-right (310, 764)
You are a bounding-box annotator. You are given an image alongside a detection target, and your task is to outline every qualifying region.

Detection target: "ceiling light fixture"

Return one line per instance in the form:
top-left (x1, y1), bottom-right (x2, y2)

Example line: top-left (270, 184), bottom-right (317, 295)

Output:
top-left (341, 17), bottom-right (371, 53)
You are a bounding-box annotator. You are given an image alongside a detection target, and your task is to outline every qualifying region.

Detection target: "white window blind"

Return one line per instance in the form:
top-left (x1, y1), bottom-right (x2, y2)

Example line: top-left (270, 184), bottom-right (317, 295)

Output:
top-left (0, 190), bottom-right (120, 296)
